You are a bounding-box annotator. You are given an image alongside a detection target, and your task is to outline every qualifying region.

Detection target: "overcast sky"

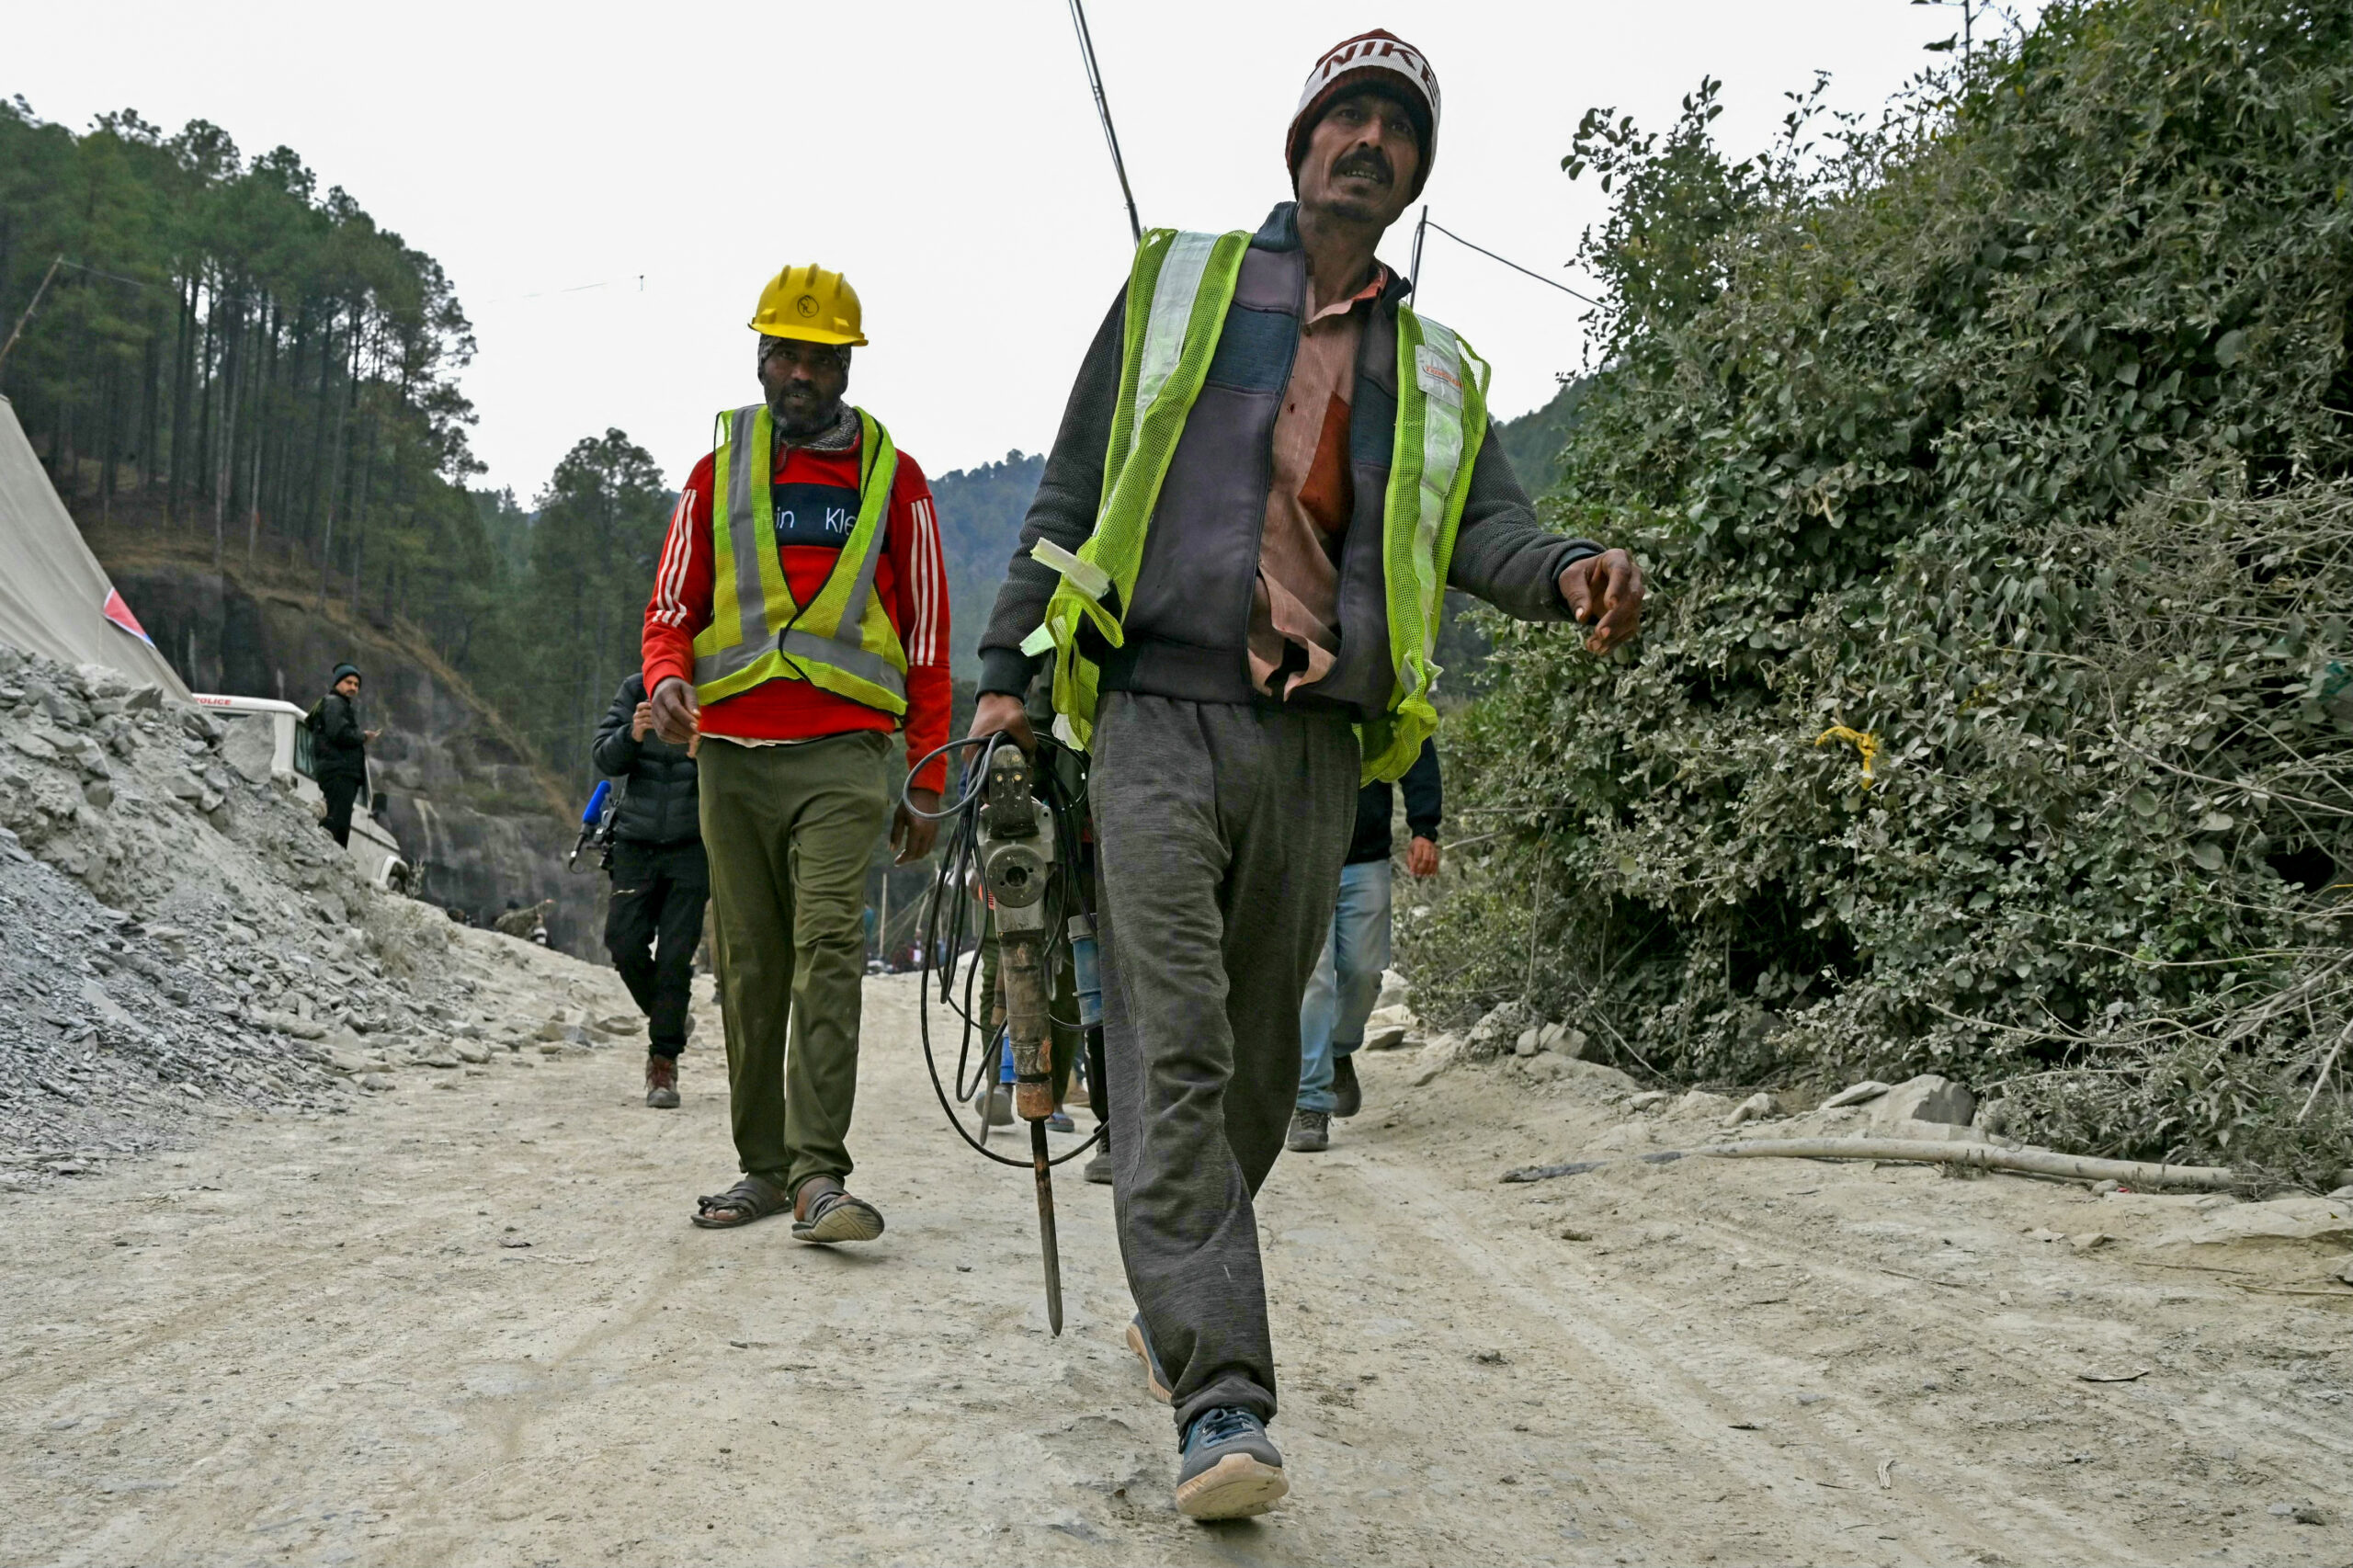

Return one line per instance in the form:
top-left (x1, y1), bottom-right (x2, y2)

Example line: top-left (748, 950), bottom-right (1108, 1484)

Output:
top-left (17, 1), bottom-right (1999, 497)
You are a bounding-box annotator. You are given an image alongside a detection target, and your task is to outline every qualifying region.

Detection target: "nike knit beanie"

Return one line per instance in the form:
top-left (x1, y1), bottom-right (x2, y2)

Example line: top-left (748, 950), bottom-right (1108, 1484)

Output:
top-left (1286, 29), bottom-right (1440, 200)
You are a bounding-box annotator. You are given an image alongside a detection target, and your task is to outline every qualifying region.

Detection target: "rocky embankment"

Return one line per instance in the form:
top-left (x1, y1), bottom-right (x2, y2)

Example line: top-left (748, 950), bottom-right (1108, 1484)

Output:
top-left (0, 641), bottom-right (640, 1183)
top-left (89, 534), bottom-right (600, 955)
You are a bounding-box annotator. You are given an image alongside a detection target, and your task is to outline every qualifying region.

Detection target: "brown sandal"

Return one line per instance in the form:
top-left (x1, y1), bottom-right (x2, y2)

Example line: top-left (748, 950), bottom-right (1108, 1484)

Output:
top-left (691, 1175), bottom-right (790, 1229)
top-left (790, 1177), bottom-right (885, 1244)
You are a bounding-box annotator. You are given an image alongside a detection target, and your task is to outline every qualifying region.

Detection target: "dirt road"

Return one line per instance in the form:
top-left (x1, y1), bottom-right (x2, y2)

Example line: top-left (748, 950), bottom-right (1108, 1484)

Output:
top-left (5, 947), bottom-right (2351, 1565)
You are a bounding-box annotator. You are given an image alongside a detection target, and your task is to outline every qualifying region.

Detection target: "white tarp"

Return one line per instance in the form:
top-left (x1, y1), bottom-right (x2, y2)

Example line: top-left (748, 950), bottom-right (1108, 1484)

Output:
top-left (0, 393), bottom-right (190, 699)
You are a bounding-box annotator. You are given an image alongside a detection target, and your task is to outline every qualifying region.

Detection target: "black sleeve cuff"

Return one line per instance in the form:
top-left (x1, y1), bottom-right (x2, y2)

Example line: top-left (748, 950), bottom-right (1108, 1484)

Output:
top-left (978, 646), bottom-right (1042, 699)
top-left (1548, 540), bottom-right (1603, 615)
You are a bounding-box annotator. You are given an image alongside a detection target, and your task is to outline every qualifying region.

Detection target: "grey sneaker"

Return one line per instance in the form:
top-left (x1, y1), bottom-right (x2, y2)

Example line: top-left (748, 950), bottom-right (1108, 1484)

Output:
top-left (1084, 1149), bottom-right (1114, 1186)
top-left (1332, 1053), bottom-right (1361, 1118)
top-left (1286, 1108), bottom-right (1330, 1153)
top-left (1124, 1312), bottom-right (1171, 1404)
top-left (1175, 1406), bottom-right (1287, 1519)
top-left (980, 1082), bottom-right (1014, 1128)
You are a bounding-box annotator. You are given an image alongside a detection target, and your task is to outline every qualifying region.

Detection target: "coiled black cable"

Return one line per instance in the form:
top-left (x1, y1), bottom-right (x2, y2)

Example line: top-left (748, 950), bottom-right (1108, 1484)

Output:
top-left (901, 733), bottom-right (1104, 1169)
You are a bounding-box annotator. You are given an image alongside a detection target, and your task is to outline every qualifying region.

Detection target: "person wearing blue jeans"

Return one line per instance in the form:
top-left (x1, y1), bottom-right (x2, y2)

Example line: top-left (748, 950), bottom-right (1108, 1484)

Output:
top-left (1290, 738), bottom-right (1442, 1152)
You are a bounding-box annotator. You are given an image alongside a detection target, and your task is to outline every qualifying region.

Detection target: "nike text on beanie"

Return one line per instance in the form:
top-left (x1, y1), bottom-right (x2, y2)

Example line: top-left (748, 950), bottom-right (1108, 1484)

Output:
top-left (1286, 28), bottom-right (1440, 200)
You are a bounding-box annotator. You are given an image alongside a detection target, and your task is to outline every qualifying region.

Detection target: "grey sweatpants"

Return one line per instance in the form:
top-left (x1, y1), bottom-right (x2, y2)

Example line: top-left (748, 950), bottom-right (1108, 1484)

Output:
top-left (1090, 691), bottom-right (1358, 1435)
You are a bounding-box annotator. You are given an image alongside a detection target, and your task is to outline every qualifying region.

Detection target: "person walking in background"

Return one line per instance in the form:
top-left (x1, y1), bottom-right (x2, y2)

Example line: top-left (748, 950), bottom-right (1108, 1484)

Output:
top-left (645, 263), bottom-right (950, 1244)
top-left (1288, 737), bottom-right (1440, 1153)
top-left (309, 662), bottom-right (376, 847)
top-left (594, 671), bottom-right (707, 1110)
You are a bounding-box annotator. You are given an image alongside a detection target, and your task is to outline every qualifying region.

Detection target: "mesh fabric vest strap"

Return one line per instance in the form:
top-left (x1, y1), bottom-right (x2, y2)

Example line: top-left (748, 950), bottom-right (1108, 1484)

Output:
top-left (1359, 307), bottom-right (1489, 783)
top-left (1031, 228), bottom-right (1251, 748)
top-left (692, 403), bottom-right (909, 716)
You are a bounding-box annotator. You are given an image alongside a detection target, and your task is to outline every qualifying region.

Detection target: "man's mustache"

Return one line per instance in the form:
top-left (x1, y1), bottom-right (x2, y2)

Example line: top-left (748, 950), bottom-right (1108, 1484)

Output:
top-left (1333, 150), bottom-right (1392, 184)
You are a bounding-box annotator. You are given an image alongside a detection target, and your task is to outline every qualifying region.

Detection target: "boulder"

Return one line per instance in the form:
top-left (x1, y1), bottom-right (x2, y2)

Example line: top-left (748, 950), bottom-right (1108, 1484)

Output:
top-left (1362, 1003), bottom-right (1415, 1051)
top-left (1870, 1074), bottom-right (1975, 1128)
top-left (1669, 1089), bottom-right (1735, 1119)
top-left (2155, 1197), bottom-right (2353, 1250)
top-left (1556, 1058), bottom-right (1638, 1092)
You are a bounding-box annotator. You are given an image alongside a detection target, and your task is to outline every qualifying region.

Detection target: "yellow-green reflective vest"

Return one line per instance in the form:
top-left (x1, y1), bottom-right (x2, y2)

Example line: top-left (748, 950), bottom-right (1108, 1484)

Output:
top-left (1023, 227), bottom-right (1489, 784)
top-left (692, 403), bottom-right (909, 717)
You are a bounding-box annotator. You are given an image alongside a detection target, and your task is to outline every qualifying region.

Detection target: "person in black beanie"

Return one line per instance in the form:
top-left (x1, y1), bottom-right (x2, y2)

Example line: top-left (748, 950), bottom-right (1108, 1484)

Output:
top-left (593, 671), bottom-right (708, 1108)
top-left (310, 662), bottom-right (376, 847)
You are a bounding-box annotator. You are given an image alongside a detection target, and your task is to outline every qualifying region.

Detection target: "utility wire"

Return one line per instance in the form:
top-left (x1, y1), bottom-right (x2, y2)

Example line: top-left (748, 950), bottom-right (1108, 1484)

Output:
top-left (56, 257), bottom-right (159, 290)
top-left (1417, 218), bottom-right (1602, 307)
top-left (478, 275), bottom-right (646, 306)
top-left (1064, 0), bottom-right (1142, 245)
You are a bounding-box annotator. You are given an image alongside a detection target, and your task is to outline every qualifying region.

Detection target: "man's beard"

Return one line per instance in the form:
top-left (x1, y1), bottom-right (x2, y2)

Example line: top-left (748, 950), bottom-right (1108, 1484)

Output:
top-left (769, 387), bottom-right (842, 437)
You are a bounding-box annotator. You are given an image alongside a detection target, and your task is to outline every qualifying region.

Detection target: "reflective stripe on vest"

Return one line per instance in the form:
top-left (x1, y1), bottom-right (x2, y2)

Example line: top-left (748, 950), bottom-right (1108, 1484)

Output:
top-left (1030, 228), bottom-right (1487, 782)
top-left (1359, 309), bottom-right (1489, 782)
top-left (691, 402), bottom-right (909, 716)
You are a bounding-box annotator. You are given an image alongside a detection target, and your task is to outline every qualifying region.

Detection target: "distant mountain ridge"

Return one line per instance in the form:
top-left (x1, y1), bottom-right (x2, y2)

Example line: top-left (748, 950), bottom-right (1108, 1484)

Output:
top-left (927, 451), bottom-right (1045, 677)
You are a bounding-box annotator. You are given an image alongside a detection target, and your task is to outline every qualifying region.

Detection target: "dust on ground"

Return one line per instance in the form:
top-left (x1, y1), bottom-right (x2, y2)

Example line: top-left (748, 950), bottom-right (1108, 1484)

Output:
top-left (5, 935), bottom-right (2351, 1567)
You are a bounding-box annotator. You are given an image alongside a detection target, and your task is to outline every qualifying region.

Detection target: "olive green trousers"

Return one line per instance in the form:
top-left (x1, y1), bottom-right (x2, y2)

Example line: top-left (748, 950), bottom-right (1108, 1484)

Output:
top-left (699, 731), bottom-right (891, 1199)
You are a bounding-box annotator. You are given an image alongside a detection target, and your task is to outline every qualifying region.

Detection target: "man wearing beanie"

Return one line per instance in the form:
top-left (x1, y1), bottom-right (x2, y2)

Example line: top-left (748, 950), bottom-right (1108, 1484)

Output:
top-left (310, 663), bottom-right (377, 848)
top-left (970, 28), bottom-right (1645, 1519)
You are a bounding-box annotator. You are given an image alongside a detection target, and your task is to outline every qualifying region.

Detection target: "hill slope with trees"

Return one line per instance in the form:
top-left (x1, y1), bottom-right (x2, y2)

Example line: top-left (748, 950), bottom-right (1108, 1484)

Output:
top-left (1411, 0), bottom-right (2353, 1177)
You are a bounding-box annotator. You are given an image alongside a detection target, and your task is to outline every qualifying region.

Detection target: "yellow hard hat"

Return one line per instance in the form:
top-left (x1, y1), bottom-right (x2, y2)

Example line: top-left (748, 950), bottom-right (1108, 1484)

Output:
top-left (749, 264), bottom-right (867, 347)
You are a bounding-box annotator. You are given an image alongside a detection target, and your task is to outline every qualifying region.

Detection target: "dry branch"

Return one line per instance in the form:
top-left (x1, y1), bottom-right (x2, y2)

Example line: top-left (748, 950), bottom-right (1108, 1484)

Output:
top-left (1502, 1137), bottom-right (2239, 1189)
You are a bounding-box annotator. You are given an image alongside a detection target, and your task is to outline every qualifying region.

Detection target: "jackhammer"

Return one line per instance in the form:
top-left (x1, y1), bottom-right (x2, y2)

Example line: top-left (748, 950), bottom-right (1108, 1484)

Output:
top-left (975, 740), bottom-right (1066, 1329)
top-left (904, 731), bottom-right (1103, 1336)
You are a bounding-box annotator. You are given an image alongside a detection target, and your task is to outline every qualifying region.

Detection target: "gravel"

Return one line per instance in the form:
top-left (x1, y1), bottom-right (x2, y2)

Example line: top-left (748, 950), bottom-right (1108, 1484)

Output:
top-left (0, 642), bottom-right (497, 1182)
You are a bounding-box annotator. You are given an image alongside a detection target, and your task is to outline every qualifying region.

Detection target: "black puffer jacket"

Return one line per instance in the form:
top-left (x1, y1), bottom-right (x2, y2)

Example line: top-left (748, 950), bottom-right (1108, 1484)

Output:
top-left (591, 674), bottom-right (700, 845)
top-left (312, 692), bottom-right (368, 784)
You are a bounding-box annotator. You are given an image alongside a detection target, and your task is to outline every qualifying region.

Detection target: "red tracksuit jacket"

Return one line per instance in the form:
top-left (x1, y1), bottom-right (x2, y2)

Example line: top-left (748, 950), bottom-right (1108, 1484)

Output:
top-left (642, 428), bottom-right (951, 794)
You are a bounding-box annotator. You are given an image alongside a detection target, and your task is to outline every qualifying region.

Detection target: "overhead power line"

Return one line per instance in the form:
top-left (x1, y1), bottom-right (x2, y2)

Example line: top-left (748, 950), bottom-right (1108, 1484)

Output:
top-left (477, 275), bottom-right (646, 306)
top-left (1414, 211), bottom-right (1601, 307)
top-left (1064, 0), bottom-right (1142, 245)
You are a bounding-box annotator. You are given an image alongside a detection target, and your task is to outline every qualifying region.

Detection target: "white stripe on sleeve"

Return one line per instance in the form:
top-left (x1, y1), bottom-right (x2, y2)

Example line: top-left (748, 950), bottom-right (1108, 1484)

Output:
top-left (651, 487), bottom-right (695, 628)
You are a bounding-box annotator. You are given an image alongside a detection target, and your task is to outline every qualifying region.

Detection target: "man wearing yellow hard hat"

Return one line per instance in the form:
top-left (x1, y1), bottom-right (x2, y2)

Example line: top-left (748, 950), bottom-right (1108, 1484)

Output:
top-left (642, 265), bottom-right (952, 1243)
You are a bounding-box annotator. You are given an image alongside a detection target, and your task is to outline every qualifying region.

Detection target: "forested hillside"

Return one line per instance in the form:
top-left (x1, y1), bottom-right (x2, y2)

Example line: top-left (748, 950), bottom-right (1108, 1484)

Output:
top-left (0, 100), bottom-right (670, 785)
top-left (927, 449), bottom-right (1043, 676)
top-left (1412, 0), bottom-right (2353, 1176)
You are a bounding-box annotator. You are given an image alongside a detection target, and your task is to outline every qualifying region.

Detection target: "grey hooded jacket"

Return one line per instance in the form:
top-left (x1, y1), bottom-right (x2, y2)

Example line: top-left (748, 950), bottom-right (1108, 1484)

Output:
top-left (978, 201), bottom-right (1601, 716)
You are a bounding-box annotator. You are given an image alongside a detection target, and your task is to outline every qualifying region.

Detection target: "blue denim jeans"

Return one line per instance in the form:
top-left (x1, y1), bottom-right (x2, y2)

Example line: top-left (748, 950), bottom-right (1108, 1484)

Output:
top-left (1297, 859), bottom-right (1392, 1113)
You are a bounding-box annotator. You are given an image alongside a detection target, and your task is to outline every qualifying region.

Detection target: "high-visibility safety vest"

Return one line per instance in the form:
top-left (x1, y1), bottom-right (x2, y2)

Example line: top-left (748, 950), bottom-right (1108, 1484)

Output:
top-left (1023, 227), bottom-right (1489, 784)
top-left (691, 402), bottom-right (909, 716)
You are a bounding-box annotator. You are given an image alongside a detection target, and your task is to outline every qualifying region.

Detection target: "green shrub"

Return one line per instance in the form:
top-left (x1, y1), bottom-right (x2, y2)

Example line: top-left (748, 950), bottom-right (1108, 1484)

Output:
top-left (1409, 0), bottom-right (2353, 1180)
